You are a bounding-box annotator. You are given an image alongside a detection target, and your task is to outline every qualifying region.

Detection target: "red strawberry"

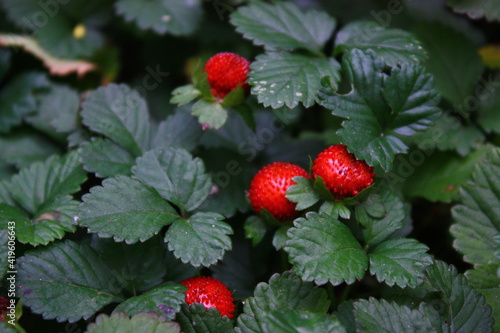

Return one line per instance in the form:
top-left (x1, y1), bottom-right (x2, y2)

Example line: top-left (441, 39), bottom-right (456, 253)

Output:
top-left (180, 276), bottom-right (235, 318)
top-left (248, 162), bottom-right (310, 221)
top-left (312, 145), bottom-right (375, 200)
top-left (203, 52), bottom-right (250, 100)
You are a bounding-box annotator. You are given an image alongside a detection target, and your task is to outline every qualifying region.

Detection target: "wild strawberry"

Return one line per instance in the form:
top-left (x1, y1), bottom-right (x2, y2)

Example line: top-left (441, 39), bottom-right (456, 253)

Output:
top-left (312, 145), bottom-right (375, 200)
top-left (248, 162), bottom-right (310, 221)
top-left (203, 52), bottom-right (250, 100)
top-left (180, 276), bottom-right (235, 318)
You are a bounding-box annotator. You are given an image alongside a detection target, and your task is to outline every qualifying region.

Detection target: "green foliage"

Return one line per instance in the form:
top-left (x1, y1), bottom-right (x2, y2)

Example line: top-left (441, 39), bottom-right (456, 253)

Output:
top-left (165, 212), bottom-right (232, 267)
top-left (176, 304), bottom-right (233, 333)
top-left (285, 212), bottom-right (368, 285)
top-left (90, 236), bottom-right (169, 293)
top-left (286, 176), bottom-right (321, 211)
top-left (355, 183), bottom-right (408, 246)
top-left (249, 53), bottom-right (340, 109)
top-left (334, 21), bottom-right (427, 66)
top-left (413, 23), bottom-right (483, 106)
top-left (0, 230), bottom-right (8, 279)
top-left (17, 240), bottom-right (123, 322)
top-left (352, 299), bottom-right (437, 332)
top-left (425, 261), bottom-right (494, 332)
top-left (86, 312), bottom-right (181, 333)
top-left (132, 148), bottom-right (212, 213)
top-left (81, 84), bottom-right (151, 157)
top-left (0, 72), bottom-right (49, 133)
top-left (261, 310), bottom-right (346, 333)
top-left (0, 151), bottom-right (86, 245)
top-left (231, 1), bottom-right (336, 54)
top-left (115, 0), bottom-right (203, 36)
top-left (236, 271), bottom-right (330, 333)
top-left (78, 175), bottom-right (179, 243)
top-left (403, 146), bottom-right (492, 202)
top-left (0, 0), bottom-right (497, 331)
top-left (369, 239), bottom-right (432, 288)
top-left (318, 49), bottom-right (441, 171)
top-left (114, 283), bottom-right (186, 320)
top-left (450, 148), bottom-right (500, 329)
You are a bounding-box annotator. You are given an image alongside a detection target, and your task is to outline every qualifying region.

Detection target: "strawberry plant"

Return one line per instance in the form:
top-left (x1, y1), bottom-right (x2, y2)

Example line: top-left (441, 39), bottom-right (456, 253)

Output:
top-left (0, 0), bottom-right (499, 332)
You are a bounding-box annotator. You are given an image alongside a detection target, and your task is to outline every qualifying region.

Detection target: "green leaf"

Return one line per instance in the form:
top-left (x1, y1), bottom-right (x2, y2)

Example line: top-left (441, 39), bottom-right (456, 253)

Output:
top-left (170, 84), bottom-right (201, 106)
top-left (0, 72), bottom-right (49, 133)
top-left (3, 0), bottom-right (109, 58)
top-left (262, 310), bottom-right (346, 333)
top-left (313, 176), bottom-right (335, 202)
top-left (478, 81), bottom-right (500, 134)
top-left (81, 84), bottom-right (151, 157)
top-left (404, 146), bottom-right (492, 202)
top-left (319, 201), bottom-right (351, 220)
top-left (369, 238), bottom-right (433, 288)
top-left (17, 240), bottom-right (122, 322)
top-left (450, 149), bottom-right (500, 330)
top-left (78, 175), bottom-right (179, 243)
top-left (91, 236), bottom-right (168, 293)
top-left (79, 138), bottom-right (135, 178)
top-left (355, 183), bottom-right (407, 246)
top-left (191, 100), bottom-right (228, 130)
top-left (425, 260), bottom-right (494, 332)
top-left (7, 151), bottom-right (86, 214)
top-left (272, 224), bottom-right (292, 251)
top-left (244, 216), bottom-right (267, 246)
top-left (115, 0), bottom-right (202, 36)
top-left (318, 49), bottom-right (441, 171)
top-left (447, 0), bottom-right (500, 21)
top-left (412, 113), bottom-right (485, 156)
top-left (0, 130), bottom-right (62, 168)
top-left (176, 303), bottom-right (234, 333)
top-left (1, 196), bottom-right (78, 246)
top-left (249, 53), bottom-right (340, 109)
top-left (0, 230), bottom-right (8, 280)
top-left (383, 64), bottom-right (441, 135)
top-left (27, 84), bottom-right (80, 135)
top-left (286, 176), bottom-right (321, 211)
top-left (236, 271), bottom-right (330, 333)
top-left (0, 152), bottom-right (85, 246)
top-left (466, 264), bottom-right (500, 332)
top-left (221, 85), bottom-right (246, 108)
top-left (86, 312), bottom-right (181, 333)
top-left (451, 148), bottom-right (500, 265)
top-left (413, 23), bottom-right (483, 105)
top-left (334, 21), bottom-right (427, 66)
top-left (132, 148), bottom-right (212, 213)
top-left (152, 112), bottom-right (202, 151)
top-left (336, 301), bottom-right (357, 333)
top-left (353, 299), bottom-right (436, 333)
top-left (165, 212), bottom-right (232, 267)
top-left (231, 1), bottom-right (335, 53)
top-left (285, 212), bottom-right (368, 285)
top-left (115, 283), bottom-right (186, 320)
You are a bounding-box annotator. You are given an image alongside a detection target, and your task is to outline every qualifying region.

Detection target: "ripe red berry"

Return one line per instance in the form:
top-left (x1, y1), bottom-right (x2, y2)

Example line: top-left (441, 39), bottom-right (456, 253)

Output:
top-left (203, 52), bottom-right (250, 100)
top-left (180, 276), bottom-right (235, 318)
top-left (312, 145), bottom-right (375, 200)
top-left (248, 162), bottom-right (310, 221)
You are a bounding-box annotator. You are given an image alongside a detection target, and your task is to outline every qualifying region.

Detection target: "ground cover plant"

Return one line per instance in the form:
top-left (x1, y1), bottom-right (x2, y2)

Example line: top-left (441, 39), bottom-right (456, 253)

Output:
top-left (0, 0), bottom-right (499, 332)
